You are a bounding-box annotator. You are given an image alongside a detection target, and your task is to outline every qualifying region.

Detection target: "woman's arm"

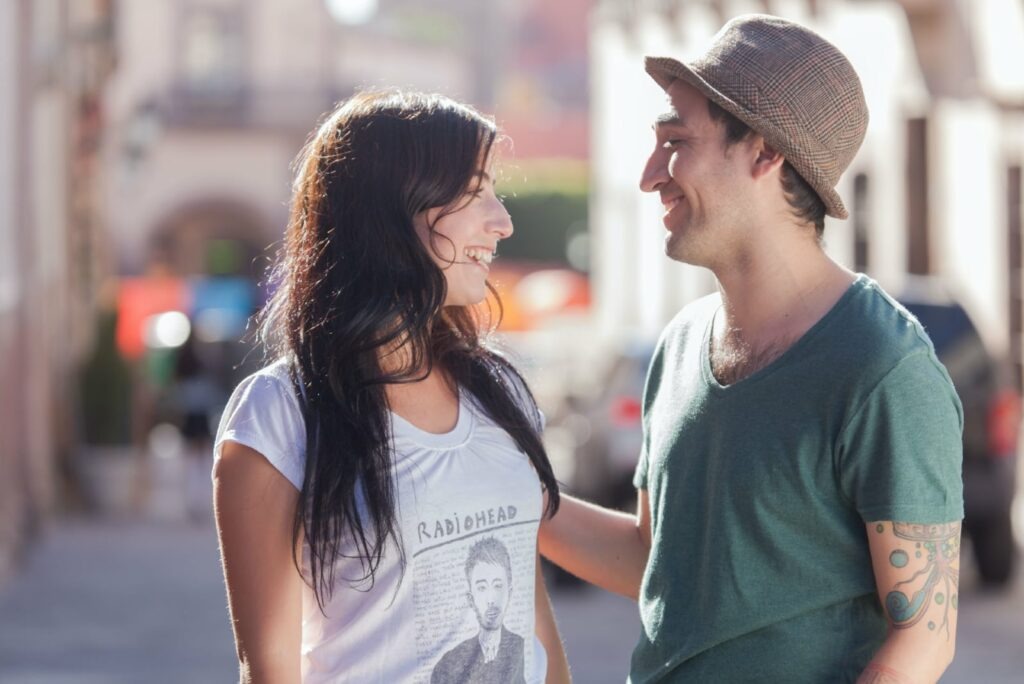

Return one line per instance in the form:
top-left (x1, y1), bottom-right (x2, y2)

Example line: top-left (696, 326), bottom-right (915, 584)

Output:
top-left (535, 550), bottom-right (571, 683)
top-left (214, 441), bottom-right (304, 683)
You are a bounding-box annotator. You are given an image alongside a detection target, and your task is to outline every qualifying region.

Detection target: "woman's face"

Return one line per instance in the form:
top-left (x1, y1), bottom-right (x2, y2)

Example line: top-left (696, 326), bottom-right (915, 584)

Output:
top-left (415, 165), bottom-right (513, 307)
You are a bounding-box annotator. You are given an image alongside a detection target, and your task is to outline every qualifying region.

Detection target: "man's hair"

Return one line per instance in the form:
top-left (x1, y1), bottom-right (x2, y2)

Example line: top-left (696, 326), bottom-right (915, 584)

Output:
top-left (464, 536), bottom-right (512, 583)
top-left (706, 100), bottom-right (826, 237)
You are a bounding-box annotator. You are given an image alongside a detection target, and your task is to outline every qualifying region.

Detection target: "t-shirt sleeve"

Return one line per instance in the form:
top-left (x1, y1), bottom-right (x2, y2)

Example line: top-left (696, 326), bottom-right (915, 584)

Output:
top-left (633, 440), bottom-right (650, 490)
top-left (837, 351), bottom-right (964, 523)
top-left (633, 345), bottom-right (665, 491)
top-left (214, 367), bottom-right (307, 491)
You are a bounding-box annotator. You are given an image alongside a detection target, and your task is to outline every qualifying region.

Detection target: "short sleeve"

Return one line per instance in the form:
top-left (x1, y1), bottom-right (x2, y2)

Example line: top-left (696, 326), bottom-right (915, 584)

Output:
top-left (214, 364), bottom-right (307, 491)
top-left (837, 351), bottom-right (964, 523)
top-left (633, 341), bottom-right (667, 491)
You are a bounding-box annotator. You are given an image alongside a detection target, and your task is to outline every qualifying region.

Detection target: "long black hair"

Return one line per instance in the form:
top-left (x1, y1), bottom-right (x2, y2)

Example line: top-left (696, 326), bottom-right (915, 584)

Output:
top-left (259, 90), bottom-right (560, 609)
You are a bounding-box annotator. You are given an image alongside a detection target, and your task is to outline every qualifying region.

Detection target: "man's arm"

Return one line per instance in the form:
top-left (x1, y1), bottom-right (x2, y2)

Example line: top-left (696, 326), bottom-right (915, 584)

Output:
top-left (857, 521), bottom-right (961, 683)
top-left (538, 489), bottom-right (651, 600)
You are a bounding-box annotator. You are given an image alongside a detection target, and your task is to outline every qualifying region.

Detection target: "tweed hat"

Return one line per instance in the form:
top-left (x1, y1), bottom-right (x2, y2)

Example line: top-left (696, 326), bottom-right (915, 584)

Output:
top-left (645, 14), bottom-right (868, 219)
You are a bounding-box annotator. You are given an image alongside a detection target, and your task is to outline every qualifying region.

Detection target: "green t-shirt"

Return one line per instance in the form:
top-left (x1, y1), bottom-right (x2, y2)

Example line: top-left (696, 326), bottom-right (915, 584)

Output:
top-left (630, 275), bottom-right (963, 683)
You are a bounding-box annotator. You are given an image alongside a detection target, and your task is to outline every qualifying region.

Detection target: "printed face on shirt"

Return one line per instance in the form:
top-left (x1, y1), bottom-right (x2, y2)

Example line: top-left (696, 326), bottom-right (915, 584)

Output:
top-left (468, 560), bottom-right (510, 631)
top-left (414, 163), bottom-right (513, 308)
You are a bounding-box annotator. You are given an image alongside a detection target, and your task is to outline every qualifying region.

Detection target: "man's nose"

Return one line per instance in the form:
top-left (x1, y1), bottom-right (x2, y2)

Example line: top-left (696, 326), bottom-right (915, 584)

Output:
top-left (640, 150), bottom-right (670, 193)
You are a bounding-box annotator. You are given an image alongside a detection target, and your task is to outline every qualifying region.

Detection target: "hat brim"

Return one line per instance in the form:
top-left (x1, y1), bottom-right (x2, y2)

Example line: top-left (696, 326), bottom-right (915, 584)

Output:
top-left (644, 56), bottom-right (848, 220)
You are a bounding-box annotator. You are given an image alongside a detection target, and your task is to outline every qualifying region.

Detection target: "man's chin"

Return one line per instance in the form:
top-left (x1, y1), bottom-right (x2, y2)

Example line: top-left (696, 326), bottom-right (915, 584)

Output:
top-left (664, 232), bottom-right (694, 264)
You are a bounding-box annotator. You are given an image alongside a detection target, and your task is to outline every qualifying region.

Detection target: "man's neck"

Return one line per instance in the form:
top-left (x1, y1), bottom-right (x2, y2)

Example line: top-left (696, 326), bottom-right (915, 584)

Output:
top-left (477, 626), bottom-right (502, 662)
top-left (712, 238), bottom-right (853, 346)
top-left (707, 237), bottom-right (854, 384)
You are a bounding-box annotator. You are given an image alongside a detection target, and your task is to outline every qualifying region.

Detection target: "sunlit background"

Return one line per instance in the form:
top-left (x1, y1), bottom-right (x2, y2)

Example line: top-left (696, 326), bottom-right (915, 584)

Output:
top-left (1, 1), bottom-right (1023, 682)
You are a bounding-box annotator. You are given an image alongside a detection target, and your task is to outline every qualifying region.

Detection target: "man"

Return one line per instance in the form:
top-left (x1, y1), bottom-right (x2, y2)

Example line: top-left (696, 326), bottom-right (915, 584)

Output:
top-left (432, 537), bottom-right (526, 683)
top-left (540, 14), bottom-right (963, 683)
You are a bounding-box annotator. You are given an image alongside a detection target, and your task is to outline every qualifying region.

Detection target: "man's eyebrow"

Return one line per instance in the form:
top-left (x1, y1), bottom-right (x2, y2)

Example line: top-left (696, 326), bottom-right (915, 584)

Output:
top-left (653, 112), bottom-right (685, 129)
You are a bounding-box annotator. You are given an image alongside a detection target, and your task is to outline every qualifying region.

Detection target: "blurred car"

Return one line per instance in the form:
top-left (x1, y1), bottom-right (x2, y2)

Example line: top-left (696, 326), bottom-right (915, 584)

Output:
top-left (549, 342), bottom-right (654, 512)
top-left (553, 279), bottom-right (1020, 587)
top-left (898, 277), bottom-right (1020, 588)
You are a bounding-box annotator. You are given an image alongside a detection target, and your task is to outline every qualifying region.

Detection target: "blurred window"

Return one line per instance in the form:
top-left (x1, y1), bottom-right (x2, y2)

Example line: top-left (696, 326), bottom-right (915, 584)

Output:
top-left (178, 3), bottom-right (246, 94)
top-left (906, 117), bottom-right (931, 275)
top-left (852, 172), bottom-right (870, 273)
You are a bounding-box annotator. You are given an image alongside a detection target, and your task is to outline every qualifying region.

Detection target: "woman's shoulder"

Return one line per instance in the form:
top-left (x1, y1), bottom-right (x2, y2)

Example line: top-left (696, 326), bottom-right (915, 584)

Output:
top-left (220, 358), bottom-right (306, 431)
top-left (233, 358), bottom-right (299, 400)
top-left (216, 357), bottom-right (307, 490)
top-left (472, 349), bottom-right (544, 433)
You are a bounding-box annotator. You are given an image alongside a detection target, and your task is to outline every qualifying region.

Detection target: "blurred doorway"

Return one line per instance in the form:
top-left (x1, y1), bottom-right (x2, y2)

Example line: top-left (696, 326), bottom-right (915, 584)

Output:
top-left (149, 198), bottom-right (272, 280)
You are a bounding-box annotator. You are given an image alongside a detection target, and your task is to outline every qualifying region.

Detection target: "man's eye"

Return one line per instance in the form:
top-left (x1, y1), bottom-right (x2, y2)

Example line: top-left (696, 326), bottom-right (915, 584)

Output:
top-left (663, 139), bottom-right (682, 149)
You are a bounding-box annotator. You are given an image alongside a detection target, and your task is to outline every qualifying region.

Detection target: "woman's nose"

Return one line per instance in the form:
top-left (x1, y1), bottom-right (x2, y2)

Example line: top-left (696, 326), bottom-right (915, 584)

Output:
top-left (488, 198), bottom-right (514, 239)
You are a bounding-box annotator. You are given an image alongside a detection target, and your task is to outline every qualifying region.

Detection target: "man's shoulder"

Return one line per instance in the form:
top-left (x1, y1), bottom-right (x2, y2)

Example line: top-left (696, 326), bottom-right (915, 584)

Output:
top-left (667, 291), bottom-right (721, 332)
top-left (655, 291), bottom-right (720, 353)
top-left (830, 276), bottom-right (938, 366)
top-left (431, 636), bottom-right (479, 680)
top-left (501, 626), bottom-right (525, 650)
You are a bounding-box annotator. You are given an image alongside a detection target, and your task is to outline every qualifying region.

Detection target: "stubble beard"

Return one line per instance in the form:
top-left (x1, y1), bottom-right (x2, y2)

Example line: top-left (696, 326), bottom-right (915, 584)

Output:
top-left (664, 218), bottom-right (709, 267)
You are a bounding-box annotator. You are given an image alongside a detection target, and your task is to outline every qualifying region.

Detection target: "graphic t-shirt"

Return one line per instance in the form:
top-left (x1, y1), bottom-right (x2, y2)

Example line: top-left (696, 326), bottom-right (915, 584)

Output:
top-left (215, 359), bottom-right (547, 683)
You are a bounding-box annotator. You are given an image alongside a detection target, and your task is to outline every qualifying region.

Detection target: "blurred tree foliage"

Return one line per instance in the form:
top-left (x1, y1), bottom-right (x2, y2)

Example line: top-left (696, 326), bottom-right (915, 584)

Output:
top-left (78, 309), bottom-right (135, 446)
top-left (498, 160), bottom-right (589, 268)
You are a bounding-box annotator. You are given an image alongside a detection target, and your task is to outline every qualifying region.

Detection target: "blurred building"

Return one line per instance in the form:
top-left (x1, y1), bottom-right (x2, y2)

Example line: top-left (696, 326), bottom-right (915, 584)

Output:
top-left (103, 0), bottom-right (582, 278)
top-left (589, 0), bottom-right (1024, 389)
top-left (0, 0), bottom-right (116, 582)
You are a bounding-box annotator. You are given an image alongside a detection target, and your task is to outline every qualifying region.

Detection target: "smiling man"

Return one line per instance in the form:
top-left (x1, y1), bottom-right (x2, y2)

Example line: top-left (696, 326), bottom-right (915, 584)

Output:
top-left (540, 14), bottom-right (964, 683)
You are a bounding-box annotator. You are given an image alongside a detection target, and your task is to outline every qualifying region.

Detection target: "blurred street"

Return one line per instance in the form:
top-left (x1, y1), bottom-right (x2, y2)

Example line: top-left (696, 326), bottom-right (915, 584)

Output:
top-left (1, 515), bottom-right (1021, 683)
top-left (4, 0), bottom-right (1024, 682)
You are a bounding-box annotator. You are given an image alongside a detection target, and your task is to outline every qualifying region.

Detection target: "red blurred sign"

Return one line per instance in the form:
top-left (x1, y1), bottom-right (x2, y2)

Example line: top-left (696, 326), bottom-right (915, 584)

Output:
top-left (116, 277), bottom-right (189, 359)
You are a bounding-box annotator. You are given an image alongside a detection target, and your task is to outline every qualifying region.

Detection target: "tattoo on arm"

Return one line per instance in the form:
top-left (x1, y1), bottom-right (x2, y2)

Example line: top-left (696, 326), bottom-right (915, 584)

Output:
top-left (874, 521), bottom-right (960, 637)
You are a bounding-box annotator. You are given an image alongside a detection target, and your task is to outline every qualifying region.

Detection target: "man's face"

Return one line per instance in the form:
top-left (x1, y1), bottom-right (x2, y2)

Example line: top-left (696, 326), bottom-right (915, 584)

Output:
top-left (639, 79), bottom-right (753, 267)
top-left (467, 561), bottom-right (510, 632)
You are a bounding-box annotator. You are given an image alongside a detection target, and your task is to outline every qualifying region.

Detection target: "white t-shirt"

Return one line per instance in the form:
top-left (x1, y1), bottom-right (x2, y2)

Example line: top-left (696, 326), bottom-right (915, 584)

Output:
top-left (215, 359), bottom-right (548, 683)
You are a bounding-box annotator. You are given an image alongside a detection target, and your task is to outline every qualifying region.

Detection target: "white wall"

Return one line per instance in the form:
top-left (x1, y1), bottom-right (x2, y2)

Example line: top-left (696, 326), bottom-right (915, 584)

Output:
top-left (589, 0), bottom-right (932, 343)
top-left (0, 0), bottom-right (19, 315)
top-left (109, 130), bottom-right (293, 269)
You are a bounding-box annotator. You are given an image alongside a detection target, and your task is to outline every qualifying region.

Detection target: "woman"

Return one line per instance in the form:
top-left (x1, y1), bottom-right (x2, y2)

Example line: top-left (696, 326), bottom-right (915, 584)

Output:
top-left (213, 90), bottom-right (571, 683)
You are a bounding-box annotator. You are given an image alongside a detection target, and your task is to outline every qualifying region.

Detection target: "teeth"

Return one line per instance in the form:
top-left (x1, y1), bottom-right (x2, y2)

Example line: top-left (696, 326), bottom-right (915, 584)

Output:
top-left (464, 248), bottom-right (494, 265)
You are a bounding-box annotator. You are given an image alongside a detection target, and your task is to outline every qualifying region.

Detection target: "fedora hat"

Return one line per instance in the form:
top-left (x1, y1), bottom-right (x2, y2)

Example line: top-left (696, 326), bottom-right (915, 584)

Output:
top-left (645, 14), bottom-right (868, 219)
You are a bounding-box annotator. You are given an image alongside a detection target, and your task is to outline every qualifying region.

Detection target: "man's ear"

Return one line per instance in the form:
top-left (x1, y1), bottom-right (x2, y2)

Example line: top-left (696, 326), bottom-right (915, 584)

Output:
top-left (750, 138), bottom-right (785, 180)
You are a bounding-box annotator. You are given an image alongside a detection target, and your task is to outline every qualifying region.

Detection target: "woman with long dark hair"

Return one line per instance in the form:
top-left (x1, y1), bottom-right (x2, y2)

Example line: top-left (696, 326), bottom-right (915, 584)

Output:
top-left (213, 90), bottom-right (570, 683)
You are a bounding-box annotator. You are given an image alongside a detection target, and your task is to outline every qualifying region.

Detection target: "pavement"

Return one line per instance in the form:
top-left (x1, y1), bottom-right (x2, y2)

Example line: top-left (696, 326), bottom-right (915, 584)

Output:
top-left (0, 519), bottom-right (236, 684)
top-left (1, 517), bottom-right (1022, 683)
